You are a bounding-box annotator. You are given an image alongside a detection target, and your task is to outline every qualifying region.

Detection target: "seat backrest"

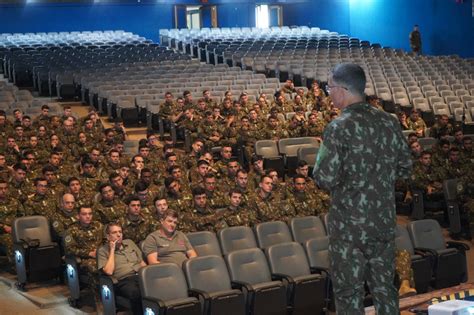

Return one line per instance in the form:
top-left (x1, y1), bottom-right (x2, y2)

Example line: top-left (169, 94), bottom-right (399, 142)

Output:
top-left (225, 248), bottom-right (272, 285)
top-left (290, 216), bottom-right (326, 244)
top-left (304, 236), bottom-right (329, 270)
top-left (266, 242), bottom-right (311, 278)
top-left (187, 231), bottom-right (222, 257)
top-left (408, 219), bottom-right (446, 251)
top-left (12, 216), bottom-right (53, 245)
top-left (254, 221), bottom-right (293, 249)
top-left (184, 255), bottom-right (232, 293)
top-left (139, 263), bottom-right (190, 301)
top-left (443, 178), bottom-right (460, 201)
top-left (297, 146), bottom-right (319, 166)
top-left (278, 137), bottom-right (319, 156)
top-left (394, 225), bottom-right (415, 255)
top-left (255, 140), bottom-right (279, 158)
top-left (218, 226), bottom-right (258, 255)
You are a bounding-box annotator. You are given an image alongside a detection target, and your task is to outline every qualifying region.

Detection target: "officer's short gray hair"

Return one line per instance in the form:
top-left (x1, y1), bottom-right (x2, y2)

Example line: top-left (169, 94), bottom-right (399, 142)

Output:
top-left (331, 63), bottom-right (366, 97)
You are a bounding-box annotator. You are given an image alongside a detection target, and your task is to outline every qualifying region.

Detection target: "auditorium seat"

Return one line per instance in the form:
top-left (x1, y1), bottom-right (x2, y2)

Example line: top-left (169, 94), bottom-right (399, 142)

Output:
top-left (253, 221), bottom-right (293, 250)
top-left (186, 231), bottom-right (222, 257)
top-left (218, 226), bottom-right (258, 255)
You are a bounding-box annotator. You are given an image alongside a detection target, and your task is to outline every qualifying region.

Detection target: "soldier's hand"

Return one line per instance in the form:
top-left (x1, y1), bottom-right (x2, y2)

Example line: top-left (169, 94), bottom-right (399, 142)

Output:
top-left (89, 250), bottom-right (97, 258)
top-left (3, 225), bottom-right (11, 234)
top-left (427, 186), bottom-right (434, 195)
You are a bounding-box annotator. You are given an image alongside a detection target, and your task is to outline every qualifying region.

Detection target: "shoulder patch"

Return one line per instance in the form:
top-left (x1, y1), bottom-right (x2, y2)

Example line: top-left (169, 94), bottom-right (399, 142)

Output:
top-left (52, 221), bottom-right (59, 228)
top-left (64, 235), bottom-right (72, 243)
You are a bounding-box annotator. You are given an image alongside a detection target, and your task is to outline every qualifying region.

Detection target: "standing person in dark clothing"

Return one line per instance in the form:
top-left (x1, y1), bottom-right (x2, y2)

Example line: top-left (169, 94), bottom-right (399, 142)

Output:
top-left (409, 24), bottom-right (422, 54)
top-left (313, 63), bottom-right (412, 314)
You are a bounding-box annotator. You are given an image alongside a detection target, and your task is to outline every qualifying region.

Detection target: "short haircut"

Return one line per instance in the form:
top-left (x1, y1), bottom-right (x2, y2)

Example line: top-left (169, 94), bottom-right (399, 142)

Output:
top-left (126, 195), bottom-right (141, 205)
top-left (34, 177), bottom-right (47, 186)
top-left (192, 186), bottom-right (206, 197)
top-left (68, 177), bottom-right (80, 186)
top-left (293, 174), bottom-right (306, 182)
top-left (161, 209), bottom-right (178, 220)
top-left (297, 160), bottom-right (308, 168)
top-left (331, 63), bottom-right (366, 96)
top-left (78, 204), bottom-right (93, 214)
top-left (228, 188), bottom-right (243, 197)
top-left (134, 181), bottom-right (148, 192)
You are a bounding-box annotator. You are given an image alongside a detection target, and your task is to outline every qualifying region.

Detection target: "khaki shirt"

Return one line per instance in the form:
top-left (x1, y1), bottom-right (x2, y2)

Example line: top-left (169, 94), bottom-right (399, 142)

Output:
top-left (97, 239), bottom-right (143, 282)
top-left (142, 230), bottom-right (193, 267)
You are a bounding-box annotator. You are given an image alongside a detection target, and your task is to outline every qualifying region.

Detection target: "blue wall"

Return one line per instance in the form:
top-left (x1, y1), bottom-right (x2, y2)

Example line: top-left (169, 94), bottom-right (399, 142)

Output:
top-left (0, 0), bottom-right (472, 57)
top-left (0, 2), bottom-right (175, 43)
top-left (283, 0), bottom-right (350, 35)
top-left (348, 0), bottom-right (474, 58)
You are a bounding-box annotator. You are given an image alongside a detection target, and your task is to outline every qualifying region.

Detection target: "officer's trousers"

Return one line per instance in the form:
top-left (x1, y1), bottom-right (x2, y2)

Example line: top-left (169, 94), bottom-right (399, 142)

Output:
top-left (329, 236), bottom-right (399, 314)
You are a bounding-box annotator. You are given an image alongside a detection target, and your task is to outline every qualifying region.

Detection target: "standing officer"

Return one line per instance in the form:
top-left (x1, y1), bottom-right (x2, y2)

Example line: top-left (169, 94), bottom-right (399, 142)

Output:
top-left (313, 63), bottom-right (412, 314)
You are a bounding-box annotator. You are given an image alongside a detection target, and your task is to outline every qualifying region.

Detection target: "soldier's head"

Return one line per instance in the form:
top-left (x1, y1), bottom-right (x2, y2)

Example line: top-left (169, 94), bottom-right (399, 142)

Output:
top-left (118, 165), bottom-right (130, 179)
top-left (165, 177), bottom-right (180, 195)
top-left (99, 183), bottom-right (115, 202)
top-left (266, 169), bottom-right (279, 185)
top-left (203, 89), bottom-right (211, 99)
top-left (192, 187), bottom-right (207, 208)
top-left (6, 135), bottom-right (16, 148)
top-left (13, 163), bottom-right (27, 182)
top-left (81, 157), bottom-right (97, 176)
top-left (134, 181), bottom-right (149, 203)
top-left (227, 159), bottom-right (240, 177)
top-left (42, 165), bottom-right (57, 184)
top-left (268, 115), bottom-right (279, 128)
top-left (49, 152), bottom-right (61, 167)
top-left (200, 151), bottom-right (213, 165)
top-left (0, 180), bottom-right (8, 199)
top-left (410, 109), bottom-right (420, 120)
top-left (131, 155), bottom-right (145, 171)
top-left (139, 169), bottom-right (153, 185)
top-left (252, 155), bottom-right (264, 172)
top-left (40, 104), bottom-right (50, 115)
top-left (419, 151), bottom-right (432, 166)
top-left (61, 193), bottom-right (75, 213)
top-left (34, 177), bottom-right (48, 196)
top-left (328, 63), bottom-right (366, 109)
top-left (0, 153), bottom-right (5, 167)
top-left (139, 145), bottom-right (150, 158)
top-left (454, 129), bottom-right (464, 142)
top-left (164, 91), bottom-right (173, 102)
top-left (293, 174), bottom-right (307, 192)
top-left (191, 139), bottom-right (204, 154)
top-left (108, 149), bottom-right (121, 165)
top-left (147, 133), bottom-right (159, 148)
top-left (153, 196), bottom-right (168, 216)
top-left (14, 124), bottom-right (24, 137)
top-left (410, 141), bottom-right (422, 157)
top-left (463, 136), bottom-right (472, 151)
top-left (448, 147), bottom-right (460, 162)
top-left (183, 90), bottom-right (192, 102)
top-left (235, 169), bottom-right (248, 189)
top-left (126, 196), bottom-right (142, 217)
top-left (220, 146), bottom-right (232, 160)
top-left (160, 209), bottom-right (179, 236)
top-left (197, 160), bottom-right (209, 177)
top-left (68, 177), bottom-right (82, 194)
top-left (104, 128), bottom-right (116, 142)
top-left (296, 161), bottom-right (309, 177)
top-left (438, 114), bottom-right (449, 126)
top-left (109, 173), bottom-right (123, 189)
top-left (439, 139), bottom-right (451, 153)
top-left (168, 165), bottom-right (183, 180)
top-left (13, 109), bottom-right (23, 121)
top-left (165, 152), bottom-right (178, 168)
top-left (229, 188), bottom-right (243, 208)
top-left (203, 174), bottom-right (216, 192)
top-left (197, 98), bottom-right (206, 110)
top-left (259, 175), bottom-right (273, 194)
top-left (77, 205), bottom-right (93, 225)
top-left (407, 133), bottom-right (418, 145)
top-left (105, 222), bottom-right (123, 245)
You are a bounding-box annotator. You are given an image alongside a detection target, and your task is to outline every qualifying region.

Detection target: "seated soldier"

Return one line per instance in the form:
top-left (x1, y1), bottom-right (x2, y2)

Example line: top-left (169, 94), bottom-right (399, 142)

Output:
top-left (119, 196), bottom-right (153, 245)
top-left (64, 205), bottom-right (103, 290)
top-left (0, 179), bottom-right (24, 269)
top-left (142, 209), bottom-right (197, 266)
top-left (410, 150), bottom-right (445, 202)
top-left (218, 188), bottom-right (255, 227)
top-left (93, 183), bottom-right (127, 224)
top-left (98, 223), bottom-right (146, 315)
top-left (50, 193), bottom-right (77, 242)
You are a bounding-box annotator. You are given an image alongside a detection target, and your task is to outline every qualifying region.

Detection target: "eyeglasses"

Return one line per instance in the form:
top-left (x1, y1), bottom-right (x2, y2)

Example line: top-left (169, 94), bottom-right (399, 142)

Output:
top-left (325, 85), bottom-right (348, 94)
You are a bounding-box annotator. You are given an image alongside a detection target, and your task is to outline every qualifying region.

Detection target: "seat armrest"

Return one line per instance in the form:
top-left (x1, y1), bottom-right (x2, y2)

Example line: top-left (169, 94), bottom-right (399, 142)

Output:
top-left (143, 296), bottom-right (165, 309)
top-left (188, 288), bottom-right (211, 300)
top-left (414, 247), bottom-right (438, 257)
top-left (231, 280), bottom-right (254, 293)
top-left (310, 266), bottom-right (329, 276)
top-left (272, 273), bottom-right (295, 285)
top-left (447, 241), bottom-right (470, 251)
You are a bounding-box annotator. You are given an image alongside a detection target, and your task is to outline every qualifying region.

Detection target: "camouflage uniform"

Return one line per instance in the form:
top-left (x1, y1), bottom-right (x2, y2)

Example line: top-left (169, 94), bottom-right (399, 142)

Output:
top-left (313, 101), bottom-right (412, 314)
top-left (23, 194), bottom-right (58, 220)
top-left (50, 209), bottom-right (78, 241)
top-left (180, 206), bottom-right (226, 233)
top-left (249, 191), bottom-right (290, 223)
top-left (64, 221), bottom-right (103, 286)
top-left (410, 162), bottom-right (445, 195)
top-left (0, 197), bottom-right (24, 262)
top-left (286, 189), bottom-right (328, 217)
top-left (93, 198), bottom-right (127, 224)
top-left (119, 214), bottom-right (153, 245)
top-left (218, 205), bottom-right (256, 227)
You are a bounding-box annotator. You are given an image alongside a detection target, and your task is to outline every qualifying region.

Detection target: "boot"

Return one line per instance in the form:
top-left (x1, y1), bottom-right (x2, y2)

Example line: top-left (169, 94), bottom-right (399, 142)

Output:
top-left (399, 280), bottom-right (417, 297)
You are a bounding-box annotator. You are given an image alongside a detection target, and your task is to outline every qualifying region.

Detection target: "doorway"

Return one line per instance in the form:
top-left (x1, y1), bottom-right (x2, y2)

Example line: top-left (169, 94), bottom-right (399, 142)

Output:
top-left (174, 5), bottom-right (218, 29)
